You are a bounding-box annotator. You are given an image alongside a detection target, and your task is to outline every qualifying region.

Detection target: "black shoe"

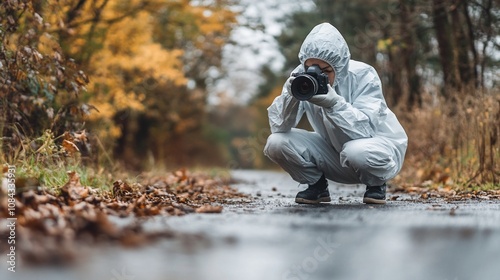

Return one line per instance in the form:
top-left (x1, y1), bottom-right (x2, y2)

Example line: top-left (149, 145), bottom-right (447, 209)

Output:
top-left (295, 175), bottom-right (331, 204)
top-left (363, 183), bottom-right (387, 204)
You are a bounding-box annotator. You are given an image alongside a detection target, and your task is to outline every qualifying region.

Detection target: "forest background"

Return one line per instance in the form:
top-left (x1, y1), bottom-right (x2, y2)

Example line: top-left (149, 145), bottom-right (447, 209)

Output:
top-left (1, 0), bottom-right (499, 190)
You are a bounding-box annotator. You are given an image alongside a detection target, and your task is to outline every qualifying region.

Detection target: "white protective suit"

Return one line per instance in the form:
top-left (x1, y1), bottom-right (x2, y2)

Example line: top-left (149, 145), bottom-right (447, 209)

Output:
top-left (264, 23), bottom-right (408, 187)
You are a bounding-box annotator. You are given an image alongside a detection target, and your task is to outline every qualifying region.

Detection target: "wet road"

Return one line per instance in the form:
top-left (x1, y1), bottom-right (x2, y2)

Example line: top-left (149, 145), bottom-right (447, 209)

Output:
top-left (3, 170), bottom-right (500, 280)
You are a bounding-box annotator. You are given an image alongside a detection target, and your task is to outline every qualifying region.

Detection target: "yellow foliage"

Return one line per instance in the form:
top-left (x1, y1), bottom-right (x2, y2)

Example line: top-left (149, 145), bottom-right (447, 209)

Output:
top-left (90, 9), bottom-right (187, 86)
top-left (193, 6), bottom-right (236, 35)
top-left (73, 2), bottom-right (190, 142)
top-left (25, 0), bottom-right (238, 154)
top-left (37, 33), bottom-right (62, 55)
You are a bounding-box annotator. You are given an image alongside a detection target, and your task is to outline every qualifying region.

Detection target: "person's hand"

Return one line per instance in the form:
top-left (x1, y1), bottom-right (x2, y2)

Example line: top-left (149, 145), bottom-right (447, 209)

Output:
top-left (285, 76), bottom-right (295, 96)
top-left (308, 84), bottom-right (341, 108)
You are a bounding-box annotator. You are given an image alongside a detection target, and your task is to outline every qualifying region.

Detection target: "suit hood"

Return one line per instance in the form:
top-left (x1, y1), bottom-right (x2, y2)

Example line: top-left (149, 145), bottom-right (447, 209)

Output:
top-left (298, 23), bottom-right (351, 86)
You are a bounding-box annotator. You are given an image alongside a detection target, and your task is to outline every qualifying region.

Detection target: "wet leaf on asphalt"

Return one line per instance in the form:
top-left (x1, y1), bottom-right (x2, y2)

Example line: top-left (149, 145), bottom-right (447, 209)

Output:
top-left (195, 205), bottom-right (223, 213)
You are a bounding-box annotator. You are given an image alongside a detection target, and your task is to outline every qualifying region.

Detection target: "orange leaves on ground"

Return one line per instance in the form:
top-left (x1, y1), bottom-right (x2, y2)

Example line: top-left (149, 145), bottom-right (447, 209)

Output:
top-left (196, 205), bottom-right (223, 213)
top-left (61, 171), bottom-right (90, 200)
top-left (393, 184), bottom-right (500, 202)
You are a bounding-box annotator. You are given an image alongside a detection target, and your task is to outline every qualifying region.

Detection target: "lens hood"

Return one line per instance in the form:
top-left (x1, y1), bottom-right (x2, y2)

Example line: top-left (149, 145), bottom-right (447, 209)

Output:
top-left (291, 74), bottom-right (318, 100)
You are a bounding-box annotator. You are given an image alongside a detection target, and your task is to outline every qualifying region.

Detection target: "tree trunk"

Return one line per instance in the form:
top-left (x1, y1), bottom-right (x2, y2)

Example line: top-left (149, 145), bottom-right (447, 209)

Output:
top-left (462, 0), bottom-right (480, 88)
top-left (479, 0), bottom-right (494, 89)
top-left (386, 43), bottom-right (404, 106)
top-left (400, 0), bottom-right (422, 107)
top-left (450, 0), bottom-right (474, 87)
top-left (432, 0), bottom-right (459, 94)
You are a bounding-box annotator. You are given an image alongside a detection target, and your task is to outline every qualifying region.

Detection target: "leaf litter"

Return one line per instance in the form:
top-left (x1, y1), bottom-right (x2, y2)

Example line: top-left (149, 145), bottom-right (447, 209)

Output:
top-left (0, 167), bottom-right (251, 265)
top-left (392, 183), bottom-right (500, 202)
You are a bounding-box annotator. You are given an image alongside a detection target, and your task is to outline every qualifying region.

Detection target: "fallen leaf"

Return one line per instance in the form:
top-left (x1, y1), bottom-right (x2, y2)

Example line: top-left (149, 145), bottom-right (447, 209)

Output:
top-left (195, 205), bottom-right (223, 213)
top-left (61, 172), bottom-right (89, 200)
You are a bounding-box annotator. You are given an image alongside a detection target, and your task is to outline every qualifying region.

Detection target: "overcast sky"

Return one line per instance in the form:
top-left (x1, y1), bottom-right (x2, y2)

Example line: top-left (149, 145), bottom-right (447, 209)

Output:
top-left (209, 0), bottom-right (314, 105)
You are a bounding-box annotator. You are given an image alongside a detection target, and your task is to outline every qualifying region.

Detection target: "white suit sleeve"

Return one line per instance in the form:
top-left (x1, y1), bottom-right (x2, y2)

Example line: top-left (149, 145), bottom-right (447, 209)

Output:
top-left (267, 83), bottom-right (304, 133)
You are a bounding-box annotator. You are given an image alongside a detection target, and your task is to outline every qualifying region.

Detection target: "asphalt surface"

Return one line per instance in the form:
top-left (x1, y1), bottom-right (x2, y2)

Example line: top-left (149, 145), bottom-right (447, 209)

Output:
top-left (2, 170), bottom-right (500, 280)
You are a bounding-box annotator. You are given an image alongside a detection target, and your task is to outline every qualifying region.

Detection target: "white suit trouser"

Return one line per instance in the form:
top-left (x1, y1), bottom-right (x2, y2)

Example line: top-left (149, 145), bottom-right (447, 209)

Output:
top-left (264, 128), bottom-right (400, 186)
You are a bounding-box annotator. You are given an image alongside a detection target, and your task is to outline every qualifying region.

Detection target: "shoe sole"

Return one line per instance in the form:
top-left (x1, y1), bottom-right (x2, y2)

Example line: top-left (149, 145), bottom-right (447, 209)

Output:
top-left (363, 197), bottom-right (386, 204)
top-left (295, 197), bottom-right (331, 204)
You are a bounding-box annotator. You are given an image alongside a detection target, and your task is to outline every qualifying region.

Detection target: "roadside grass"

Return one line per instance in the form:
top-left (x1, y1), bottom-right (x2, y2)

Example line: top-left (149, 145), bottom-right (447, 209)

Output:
top-left (1, 147), bottom-right (234, 195)
top-left (11, 157), bottom-right (113, 193)
top-left (1, 129), bottom-right (114, 193)
top-left (395, 88), bottom-right (499, 191)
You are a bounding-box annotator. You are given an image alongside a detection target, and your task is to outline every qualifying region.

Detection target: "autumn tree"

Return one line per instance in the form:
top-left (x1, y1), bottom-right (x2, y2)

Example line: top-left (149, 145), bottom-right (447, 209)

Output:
top-left (140, 0), bottom-right (238, 166)
top-left (1, 0), bottom-right (239, 167)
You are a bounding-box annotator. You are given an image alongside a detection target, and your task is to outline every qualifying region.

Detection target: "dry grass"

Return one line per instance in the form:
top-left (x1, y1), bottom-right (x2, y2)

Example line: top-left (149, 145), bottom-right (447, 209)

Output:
top-left (394, 88), bottom-right (499, 190)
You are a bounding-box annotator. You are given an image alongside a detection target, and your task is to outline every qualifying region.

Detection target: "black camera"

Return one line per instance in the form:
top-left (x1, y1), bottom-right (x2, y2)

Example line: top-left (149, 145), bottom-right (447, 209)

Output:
top-left (290, 64), bottom-right (329, 100)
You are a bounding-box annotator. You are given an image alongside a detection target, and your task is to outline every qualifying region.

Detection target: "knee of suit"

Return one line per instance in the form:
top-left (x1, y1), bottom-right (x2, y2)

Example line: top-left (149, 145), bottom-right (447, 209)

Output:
top-left (264, 132), bottom-right (291, 160)
top-left (341, 140), bottom-right (394, 171)
top-left (341, 143), bottom-right (398, 186)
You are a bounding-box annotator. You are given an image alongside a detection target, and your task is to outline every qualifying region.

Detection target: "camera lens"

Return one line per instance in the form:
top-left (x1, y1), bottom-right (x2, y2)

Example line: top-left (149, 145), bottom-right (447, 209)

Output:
top-left (291, 75), bottom-right (318, 100)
